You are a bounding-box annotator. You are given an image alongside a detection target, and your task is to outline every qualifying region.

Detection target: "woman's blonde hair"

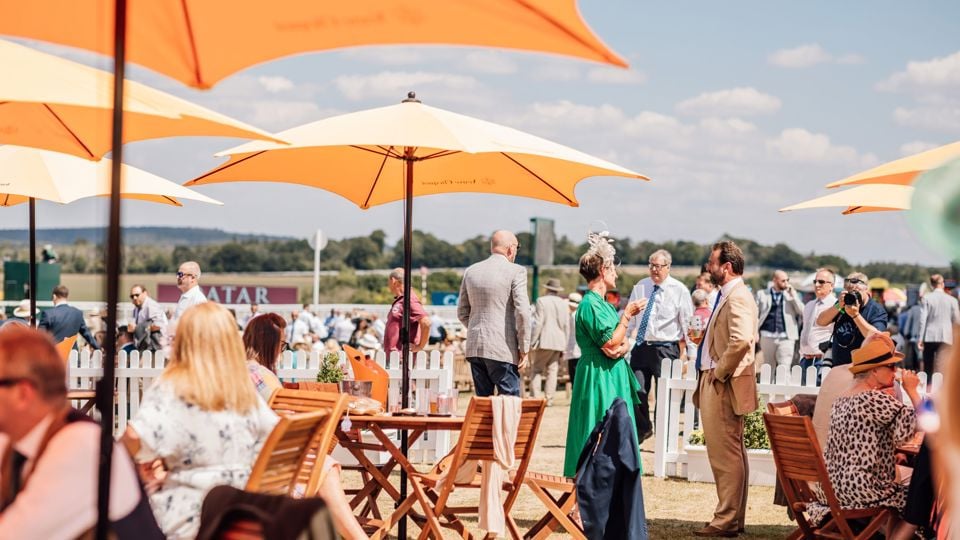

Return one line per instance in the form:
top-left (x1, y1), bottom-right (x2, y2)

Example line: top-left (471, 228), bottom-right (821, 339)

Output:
top-left (162, 302), bottom-right (258, 413)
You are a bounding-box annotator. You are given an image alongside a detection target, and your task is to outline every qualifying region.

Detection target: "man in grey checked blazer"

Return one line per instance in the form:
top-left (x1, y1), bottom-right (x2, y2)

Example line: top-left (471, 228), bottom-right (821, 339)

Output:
top-left (457, 230), bottom-right (532, 396)
top-left (918, 273), bottom-right (960, 378)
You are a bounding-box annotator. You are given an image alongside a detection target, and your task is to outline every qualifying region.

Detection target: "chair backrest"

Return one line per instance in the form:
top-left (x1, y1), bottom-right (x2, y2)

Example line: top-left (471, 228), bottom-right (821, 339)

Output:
top-left (268, 389), bottom-right (348, 495)
top-left (766, 400), bottom-right (799, 416)
top-left (57, 334), bottom-right (78, 362)
top-left (438, 397), bottom-right (546, 511)
top-left (763, 413), bottom-right (858, 537)
top-left (246, 410), bottom-right (329, 496)
top-left (342, 345), bottom-right (389, 406)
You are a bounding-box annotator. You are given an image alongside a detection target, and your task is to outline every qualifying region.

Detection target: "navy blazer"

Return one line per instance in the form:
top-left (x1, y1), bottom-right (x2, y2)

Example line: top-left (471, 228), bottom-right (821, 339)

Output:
top-left (38, 304), bottom-right (100, 349)
top-left (575, 398), bottom-right (647, 540)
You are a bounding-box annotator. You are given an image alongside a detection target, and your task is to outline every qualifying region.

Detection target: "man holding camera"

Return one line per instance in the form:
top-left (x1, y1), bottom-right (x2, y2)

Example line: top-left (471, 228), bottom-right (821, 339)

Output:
top-left (816, 271), bottom-right (887, 366)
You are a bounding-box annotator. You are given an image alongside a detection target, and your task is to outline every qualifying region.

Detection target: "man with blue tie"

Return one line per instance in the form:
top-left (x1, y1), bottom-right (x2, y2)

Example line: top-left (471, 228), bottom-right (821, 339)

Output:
top-left (690, 241), bottom-right (759, 537)
top-left (626, 249), bottom-right (694, 440)
top-left (37, 285), bottom-right (99, 349)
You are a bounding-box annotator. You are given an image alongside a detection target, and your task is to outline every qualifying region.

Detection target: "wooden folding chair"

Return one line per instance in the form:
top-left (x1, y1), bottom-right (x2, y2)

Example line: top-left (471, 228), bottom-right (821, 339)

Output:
top-left (245, 410), bottom-right (330, 496)
top-left (268, 389), bottom-right (348, 497)
top-left (390, 397), bottom-right (546, 540)
top-left (523, 472), bottom-right (584, 540)
top-left (763, 413), bottom-right (893, 540)
top-left (766, 399), bottom-right (800, 416)
top-left (56, 334), bottom-right (78, 362)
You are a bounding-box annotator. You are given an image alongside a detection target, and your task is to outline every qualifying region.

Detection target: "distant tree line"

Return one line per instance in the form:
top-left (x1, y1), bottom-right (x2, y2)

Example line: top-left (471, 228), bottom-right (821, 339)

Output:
top-left (0, 230), bottom-right (952, 286)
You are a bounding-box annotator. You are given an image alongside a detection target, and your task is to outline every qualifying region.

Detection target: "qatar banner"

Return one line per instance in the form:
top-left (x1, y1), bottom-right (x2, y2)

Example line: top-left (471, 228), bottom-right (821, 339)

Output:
top-left (157, 284), bottom-right (298, 304)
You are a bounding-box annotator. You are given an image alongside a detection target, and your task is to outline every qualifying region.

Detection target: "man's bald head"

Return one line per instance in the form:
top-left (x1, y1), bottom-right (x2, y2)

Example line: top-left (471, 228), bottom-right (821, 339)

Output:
top-left (772, 270), bottom-right (790, 291)
top-left (490, 230), bottom-right (520, 263)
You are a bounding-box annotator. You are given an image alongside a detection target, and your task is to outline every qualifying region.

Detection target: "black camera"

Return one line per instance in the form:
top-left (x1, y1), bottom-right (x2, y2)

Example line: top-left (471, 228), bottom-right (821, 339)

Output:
top-left (843, 291), bottom-right (860, 306)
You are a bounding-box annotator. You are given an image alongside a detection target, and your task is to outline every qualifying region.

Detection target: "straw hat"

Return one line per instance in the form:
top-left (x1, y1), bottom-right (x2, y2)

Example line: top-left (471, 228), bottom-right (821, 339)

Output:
top-left (12, 299), bottom-right (36, 318)
top-left (357, 333), bottom-right (381, 351)
top-left (567, 292), bottom-right (583, 309)
top-left (849, 333), bottom-right (904, 374)
top-left (544, 278), bottom-right (564, 292)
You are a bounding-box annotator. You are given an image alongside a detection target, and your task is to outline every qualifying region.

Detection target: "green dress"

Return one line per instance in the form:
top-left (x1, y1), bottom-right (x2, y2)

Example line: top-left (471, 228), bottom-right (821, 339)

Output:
top-left (563, 290), bottom-right (643, 477)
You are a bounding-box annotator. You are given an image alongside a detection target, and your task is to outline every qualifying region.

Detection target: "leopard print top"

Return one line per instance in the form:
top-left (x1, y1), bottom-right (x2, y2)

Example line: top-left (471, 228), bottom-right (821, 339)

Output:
top-left (807, 390), bottom-right (916, 525)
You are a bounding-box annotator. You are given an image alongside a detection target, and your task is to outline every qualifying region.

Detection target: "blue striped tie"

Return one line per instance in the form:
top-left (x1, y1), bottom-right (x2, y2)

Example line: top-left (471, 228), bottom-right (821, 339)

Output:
top-left (695, 290), bottom-right (723, 371)
top-left (636, 285), bottom-right (660, 343)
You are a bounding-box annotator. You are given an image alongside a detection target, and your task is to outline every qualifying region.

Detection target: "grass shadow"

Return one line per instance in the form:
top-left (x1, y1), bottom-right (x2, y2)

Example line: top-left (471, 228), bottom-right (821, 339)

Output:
top-left (649, 518), bottom-right (796, 539)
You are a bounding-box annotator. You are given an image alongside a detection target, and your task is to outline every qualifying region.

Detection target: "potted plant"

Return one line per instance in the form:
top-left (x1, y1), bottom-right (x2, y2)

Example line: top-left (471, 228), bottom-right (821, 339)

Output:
top-left (315, 351), bottom-right (345, 392)
top-left (684, 406), bottom-right (777, 486)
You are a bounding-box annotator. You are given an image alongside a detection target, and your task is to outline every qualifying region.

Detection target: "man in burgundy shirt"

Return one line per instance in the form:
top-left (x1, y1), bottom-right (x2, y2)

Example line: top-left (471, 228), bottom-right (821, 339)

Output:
top-left (383, 268), bottom-right (432, 354)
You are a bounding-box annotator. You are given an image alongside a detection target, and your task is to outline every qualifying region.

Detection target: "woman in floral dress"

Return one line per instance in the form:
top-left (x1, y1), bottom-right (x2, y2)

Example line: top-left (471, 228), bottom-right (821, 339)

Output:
top-left (122, 303), bottom-right (278, 539)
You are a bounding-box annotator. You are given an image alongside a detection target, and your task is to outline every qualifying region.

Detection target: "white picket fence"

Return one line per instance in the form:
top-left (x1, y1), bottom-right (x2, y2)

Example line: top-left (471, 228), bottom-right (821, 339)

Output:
top-left (653, 358), bottom-right (941, 479)
top-left (67, 348), bottom-right (455, 463)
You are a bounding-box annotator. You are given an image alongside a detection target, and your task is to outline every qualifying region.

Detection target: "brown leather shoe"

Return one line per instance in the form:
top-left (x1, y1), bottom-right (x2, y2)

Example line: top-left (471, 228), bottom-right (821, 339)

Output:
top-left (693, 525), bottom-right (739, 537)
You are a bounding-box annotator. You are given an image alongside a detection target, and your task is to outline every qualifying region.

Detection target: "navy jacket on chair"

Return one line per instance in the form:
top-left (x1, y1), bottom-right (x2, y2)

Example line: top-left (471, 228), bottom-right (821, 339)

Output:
top-left (38, 304), bottom-right (100, 349)
top-left (575, 397), bottom-right (647, 540)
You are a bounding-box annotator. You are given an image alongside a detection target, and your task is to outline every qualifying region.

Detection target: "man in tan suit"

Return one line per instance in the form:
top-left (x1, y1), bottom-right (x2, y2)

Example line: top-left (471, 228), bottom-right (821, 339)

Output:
top-left (528, 278), bottom-right (569, 405)
top-left (691, 240), bottom-right (759, 537)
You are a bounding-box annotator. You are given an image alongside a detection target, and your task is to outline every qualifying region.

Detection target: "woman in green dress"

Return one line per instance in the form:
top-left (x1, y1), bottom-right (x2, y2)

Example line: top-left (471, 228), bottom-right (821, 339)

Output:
top-left (563, 232), bottom-right (647, 477)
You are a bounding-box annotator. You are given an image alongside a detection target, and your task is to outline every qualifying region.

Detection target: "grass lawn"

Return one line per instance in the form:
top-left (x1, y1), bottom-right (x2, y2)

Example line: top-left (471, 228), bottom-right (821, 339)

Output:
top-left (342, 390), bottom-right (796, 539)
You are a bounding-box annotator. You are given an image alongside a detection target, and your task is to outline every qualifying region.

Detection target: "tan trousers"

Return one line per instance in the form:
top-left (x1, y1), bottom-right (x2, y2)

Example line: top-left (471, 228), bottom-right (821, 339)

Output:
top-left (698, 370), bottom-right (749, 532)
top-left (529, 349), bottom-right (561, 401)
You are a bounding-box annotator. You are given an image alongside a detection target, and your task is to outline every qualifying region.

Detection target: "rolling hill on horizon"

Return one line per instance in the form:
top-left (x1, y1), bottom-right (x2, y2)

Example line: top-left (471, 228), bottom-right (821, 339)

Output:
top-left (0, 227), bottom-right (293, 246)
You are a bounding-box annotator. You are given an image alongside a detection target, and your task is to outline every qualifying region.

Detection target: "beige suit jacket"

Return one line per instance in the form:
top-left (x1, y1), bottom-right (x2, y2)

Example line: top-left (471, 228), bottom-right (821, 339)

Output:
top-left (531, 294), bottom-right (570, 352)
top-left (693, 280), bottom-right (759, 416)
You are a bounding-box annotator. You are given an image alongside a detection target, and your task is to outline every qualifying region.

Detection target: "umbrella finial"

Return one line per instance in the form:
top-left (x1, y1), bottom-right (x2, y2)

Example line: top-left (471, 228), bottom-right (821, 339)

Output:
top-left (402, 91), bottom-right (421, 104)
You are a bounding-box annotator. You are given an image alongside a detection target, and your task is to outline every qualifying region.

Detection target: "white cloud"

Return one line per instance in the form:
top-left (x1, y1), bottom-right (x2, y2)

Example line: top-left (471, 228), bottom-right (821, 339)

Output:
top-left (900, 141), bottom-right (941, 156)
top-left (893, 106), bottom-right (960, 133)
top-left (586, 67), bottom-right (647, 85)
top-left (462, 51), bottom-right (518, 75)
top-left (675, 87), bottom-right (781, 117)
top-left (768, 43), bottom-right (864, 68)
top-left (257, 75), bottom-right (294, 93)
top-left (878, 51), bottom-right (960, 95)
top-left (768, 44), bottom-right (833, 68)
top-left (333, 71), bottom-right (479, 102)
top-left (764, 128), bottom-right (869, 166)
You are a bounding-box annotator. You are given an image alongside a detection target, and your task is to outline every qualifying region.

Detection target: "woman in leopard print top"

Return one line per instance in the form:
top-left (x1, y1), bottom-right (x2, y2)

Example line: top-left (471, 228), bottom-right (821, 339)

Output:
top-left (807, 333), bottom-right (922, 531)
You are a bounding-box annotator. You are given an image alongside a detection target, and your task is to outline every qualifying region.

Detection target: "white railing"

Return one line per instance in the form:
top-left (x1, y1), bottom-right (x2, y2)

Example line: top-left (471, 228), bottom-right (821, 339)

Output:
top-left (67, 348), bottom-right (455, 463)
top-left (653, 358), bottom-right (941, 479)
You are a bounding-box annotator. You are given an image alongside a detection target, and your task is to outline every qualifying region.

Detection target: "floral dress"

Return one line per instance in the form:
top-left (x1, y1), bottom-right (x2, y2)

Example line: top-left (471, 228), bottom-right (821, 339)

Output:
top-left (807, 390), bottom-right (916, 525)
top-left (129, 380), bottom-right (279, 539)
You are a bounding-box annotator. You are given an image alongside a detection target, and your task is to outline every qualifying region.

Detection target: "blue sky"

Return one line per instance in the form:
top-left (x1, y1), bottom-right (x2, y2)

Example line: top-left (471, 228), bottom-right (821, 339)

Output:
top-left (6, 1), bottom-right (960, 265)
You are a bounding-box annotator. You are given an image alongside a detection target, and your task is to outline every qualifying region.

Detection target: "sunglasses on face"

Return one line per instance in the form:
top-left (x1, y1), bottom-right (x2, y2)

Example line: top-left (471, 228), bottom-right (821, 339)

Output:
top-left (845, 278), bottom-right (865, 286)
top-left (649, 263), bottom-right (669, 271)
top-left (176, 272), bottom-right (195, 279)
top-left (813, 280), bottom-right (831, 286)
top-left (130, 293), bottom-right (141, 299)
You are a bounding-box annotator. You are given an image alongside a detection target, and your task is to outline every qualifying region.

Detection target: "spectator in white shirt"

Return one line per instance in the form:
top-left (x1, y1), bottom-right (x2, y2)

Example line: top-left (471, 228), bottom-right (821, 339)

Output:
top-left (333, 317), bottom-right (355, 344)
top-left (625, 249), bottom-right (694, 441)
top-left (169, 261), bottom-right (207, 345)
top-left (0, 326), bottom-right (160, 538)
top-left (799, 268), bottom-right (838, 386)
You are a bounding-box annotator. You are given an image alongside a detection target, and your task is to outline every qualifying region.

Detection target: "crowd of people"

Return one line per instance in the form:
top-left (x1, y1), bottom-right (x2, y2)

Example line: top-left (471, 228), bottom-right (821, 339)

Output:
top-left (0, 231), bottom-right (955, 538)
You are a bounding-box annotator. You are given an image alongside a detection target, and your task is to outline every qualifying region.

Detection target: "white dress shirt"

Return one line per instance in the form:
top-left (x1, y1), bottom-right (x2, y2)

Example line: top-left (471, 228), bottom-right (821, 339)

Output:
top-left (700, 277), bottom-right (743, 371)
top-left (174, 285), bottom-right (207, 321)
top-left (626, 275), bottom-right (694, 343)
top-left (0, 414), bottom-right (141, 538)
top-left (800, 293), bottom-right (837, 357)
